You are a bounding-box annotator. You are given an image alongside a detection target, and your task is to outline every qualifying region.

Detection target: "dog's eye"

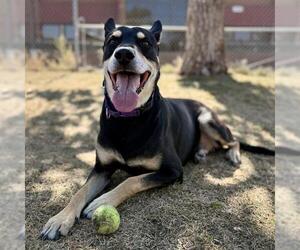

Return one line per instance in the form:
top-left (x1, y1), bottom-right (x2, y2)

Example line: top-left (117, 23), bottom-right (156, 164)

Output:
top-left (109, 39), bottom-right (118, 46)
top-left (142, 41), bottom-right (150, 47)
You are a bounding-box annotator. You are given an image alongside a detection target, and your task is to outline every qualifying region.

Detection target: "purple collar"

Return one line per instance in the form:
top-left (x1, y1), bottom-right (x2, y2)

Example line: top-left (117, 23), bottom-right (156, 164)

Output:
top-left (104, 92), bottom-right (155, 119)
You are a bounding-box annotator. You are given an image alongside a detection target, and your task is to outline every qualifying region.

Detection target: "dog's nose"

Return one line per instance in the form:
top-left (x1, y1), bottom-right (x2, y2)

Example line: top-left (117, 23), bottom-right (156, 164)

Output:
top-left (114, 49), bottom-right (135, 65)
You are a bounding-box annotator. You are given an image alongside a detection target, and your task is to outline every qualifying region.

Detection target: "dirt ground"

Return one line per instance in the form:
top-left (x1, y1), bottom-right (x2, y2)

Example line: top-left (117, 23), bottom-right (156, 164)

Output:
top-left (25, 67), bottom-right (275, 249)
top-left (0, 65), bottom-right (25, 250)
top-left (276, 68), bottom-right (300, 249)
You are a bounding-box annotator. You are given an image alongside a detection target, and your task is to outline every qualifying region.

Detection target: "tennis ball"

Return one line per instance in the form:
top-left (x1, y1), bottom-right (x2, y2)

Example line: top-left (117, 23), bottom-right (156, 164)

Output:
top-left (92, 204), bottom-right (120, 234)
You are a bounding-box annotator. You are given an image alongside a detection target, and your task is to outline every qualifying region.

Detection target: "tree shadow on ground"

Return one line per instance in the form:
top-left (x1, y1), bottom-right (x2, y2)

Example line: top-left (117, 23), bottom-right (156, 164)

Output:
top-left (26, 72), bottom-right (274, 249)
top-left (178, 73), bottom-right (274, 143)
top-left (276, 84), bottom-right (300, 248)
top-left (177, 72), bottom-right (276, 247)
top-left (276, 84), bottom-right (300, 149)
top-left (0, 111), bottom-right (25, 249)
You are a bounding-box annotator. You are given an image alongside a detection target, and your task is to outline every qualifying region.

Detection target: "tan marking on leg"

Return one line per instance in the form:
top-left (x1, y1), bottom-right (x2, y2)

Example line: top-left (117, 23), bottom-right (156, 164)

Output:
top-left (205, 125), bottom-right (228, 145)
top-left (199, 117), bottom-right (241, 161)
top-left (195, 132), bottom-right (219, 162)
top-left (99, 173), bottom-right (155, 206)
top-left (200, 132), bottom-right (219, 153)
top-left (198, 107), bottom-right (227, 144)
top-left (41, 172), bottom-right (109, 240)
top-left (197, 107), bottom-right (241, 164)
top-left (127, 154), bottom-right (162, 171)
top-left (198, 111), bottom-right (228, 146)
top-left (83, 173), bottom-right (159, 218)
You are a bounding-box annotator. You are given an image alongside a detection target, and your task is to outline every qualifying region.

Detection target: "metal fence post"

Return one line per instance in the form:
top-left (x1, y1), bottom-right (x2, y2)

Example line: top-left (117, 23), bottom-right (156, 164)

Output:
top-left (79, 17), bottom-right (87, 66)
top-left (72, 0), bottom-right (80, 68)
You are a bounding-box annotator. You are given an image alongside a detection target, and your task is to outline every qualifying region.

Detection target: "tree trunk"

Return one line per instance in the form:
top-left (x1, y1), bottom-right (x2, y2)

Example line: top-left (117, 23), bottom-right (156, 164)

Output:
top-left (180, 0), bottom-right (227, 76)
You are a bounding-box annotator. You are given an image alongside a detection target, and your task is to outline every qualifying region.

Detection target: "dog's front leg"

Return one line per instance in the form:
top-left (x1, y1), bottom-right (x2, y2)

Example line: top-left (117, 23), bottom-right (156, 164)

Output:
top-left (83, 166), bottom-right (182, 218)
top-left (41, 167), bottom-right (113, 240)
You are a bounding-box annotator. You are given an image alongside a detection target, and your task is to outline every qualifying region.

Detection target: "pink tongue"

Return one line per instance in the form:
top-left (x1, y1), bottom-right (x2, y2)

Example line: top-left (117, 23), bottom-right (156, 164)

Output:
top-left (112, 73), bottom-right (140, 112)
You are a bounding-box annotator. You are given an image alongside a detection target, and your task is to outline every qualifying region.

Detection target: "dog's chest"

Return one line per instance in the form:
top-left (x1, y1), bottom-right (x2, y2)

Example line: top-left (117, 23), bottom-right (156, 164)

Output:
top-left (95, 142), bottom-right (161, 171)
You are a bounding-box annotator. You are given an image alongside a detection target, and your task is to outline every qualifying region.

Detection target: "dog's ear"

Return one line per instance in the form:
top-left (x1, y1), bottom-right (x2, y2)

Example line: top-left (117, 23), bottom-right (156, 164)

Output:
top-left (150, 20), bottom-right (162, 44)
top-left (104, 18), bottom-right (116, 37)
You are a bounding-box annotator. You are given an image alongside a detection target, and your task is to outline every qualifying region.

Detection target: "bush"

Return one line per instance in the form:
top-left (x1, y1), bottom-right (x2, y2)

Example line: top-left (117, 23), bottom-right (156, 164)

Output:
top-left (25, 50), bottom-right (47, 71)
top-left (26, 35), bottom-right (76, 71)
top-left (51, 34), bottom-right (76, 70)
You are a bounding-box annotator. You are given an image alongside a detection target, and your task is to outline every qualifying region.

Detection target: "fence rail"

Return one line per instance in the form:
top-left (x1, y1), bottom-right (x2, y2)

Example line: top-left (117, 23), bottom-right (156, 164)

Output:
top-left (76, 23), bottom-right (295, 67)
top-left (25, 0), bottom-right (300, 68)
top-left (78, 23), bottom-right (278, 32)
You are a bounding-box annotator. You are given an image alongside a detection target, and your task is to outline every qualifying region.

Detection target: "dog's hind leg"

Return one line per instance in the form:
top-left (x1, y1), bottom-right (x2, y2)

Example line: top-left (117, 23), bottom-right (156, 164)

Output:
top-left (194, 131), bottom-right (219, 163)
top-left (41, 165), bottom-right (114, 240)
top-left (196, 106), bottom-right (241, 165)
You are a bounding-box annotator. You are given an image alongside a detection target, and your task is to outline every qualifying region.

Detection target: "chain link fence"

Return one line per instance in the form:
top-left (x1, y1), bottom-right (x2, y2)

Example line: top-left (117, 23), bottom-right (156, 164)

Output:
top-left (25, 0), bottom-right (282, 68)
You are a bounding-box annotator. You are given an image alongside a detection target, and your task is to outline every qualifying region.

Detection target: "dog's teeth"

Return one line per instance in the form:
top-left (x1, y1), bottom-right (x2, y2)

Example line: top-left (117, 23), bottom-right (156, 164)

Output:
top-left (136, 87), bottom-right (143, 94)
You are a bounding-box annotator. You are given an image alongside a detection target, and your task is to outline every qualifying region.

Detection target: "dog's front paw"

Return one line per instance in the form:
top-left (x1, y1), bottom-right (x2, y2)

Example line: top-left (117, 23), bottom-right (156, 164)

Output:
top-left (40, 210), bottom-right (76, 240)
top-left (83, 199), bottom-right (103, 219)
top-left (83, 194), bottom-right (114, 219)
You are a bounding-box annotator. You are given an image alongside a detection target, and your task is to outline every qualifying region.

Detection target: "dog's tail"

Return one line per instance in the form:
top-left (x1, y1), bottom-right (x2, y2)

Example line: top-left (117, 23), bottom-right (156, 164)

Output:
top-left (240, 142), bottom-right (275, 155)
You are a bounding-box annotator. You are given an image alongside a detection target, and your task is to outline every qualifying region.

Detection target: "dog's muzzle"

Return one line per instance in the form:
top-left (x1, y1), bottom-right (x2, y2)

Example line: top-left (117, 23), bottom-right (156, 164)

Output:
top-left (105, 46), bottom-right (153, 113)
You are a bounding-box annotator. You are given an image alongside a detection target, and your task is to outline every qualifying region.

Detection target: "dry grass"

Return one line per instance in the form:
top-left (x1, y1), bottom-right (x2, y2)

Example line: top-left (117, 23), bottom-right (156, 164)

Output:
top-left (275, 68), bottom-right (300, 249)
top-left (0, 63), bottom-right (25, 249)
top-left (26, 67), bottom-right (274, 249)
top-left (26, 35), bottom-right (76, 71)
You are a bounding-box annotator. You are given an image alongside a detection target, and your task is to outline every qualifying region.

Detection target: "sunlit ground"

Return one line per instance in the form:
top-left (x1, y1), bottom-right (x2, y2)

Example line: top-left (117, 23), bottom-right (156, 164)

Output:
top-left (25, 66), bottom-right (274, 249)
top-left (0, 61), bottom-right (25, 249)
top-left (276, 68), bottom-right (300, 249)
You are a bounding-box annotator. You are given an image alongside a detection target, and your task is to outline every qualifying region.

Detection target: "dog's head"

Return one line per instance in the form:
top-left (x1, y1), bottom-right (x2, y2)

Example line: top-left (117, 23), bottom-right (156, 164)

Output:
top-left (103, 18), bottom-right (162, 113)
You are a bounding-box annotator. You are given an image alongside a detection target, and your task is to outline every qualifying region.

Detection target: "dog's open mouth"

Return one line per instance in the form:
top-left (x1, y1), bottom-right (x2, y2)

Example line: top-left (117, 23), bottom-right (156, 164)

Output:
top-left (108, 71), bottom-right (150, 113)
top-left (109, 71), bottom-right (150, 94)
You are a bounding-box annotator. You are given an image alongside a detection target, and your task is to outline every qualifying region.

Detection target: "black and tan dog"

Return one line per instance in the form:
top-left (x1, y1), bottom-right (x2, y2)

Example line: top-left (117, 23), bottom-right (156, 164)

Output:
top-left (41, 18), bottom-right (274, 240)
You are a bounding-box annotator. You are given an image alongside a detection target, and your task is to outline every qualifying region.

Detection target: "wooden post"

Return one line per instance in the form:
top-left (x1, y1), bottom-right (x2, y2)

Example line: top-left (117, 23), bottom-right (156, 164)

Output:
top-left (72, 0), bottom-right (80, 68)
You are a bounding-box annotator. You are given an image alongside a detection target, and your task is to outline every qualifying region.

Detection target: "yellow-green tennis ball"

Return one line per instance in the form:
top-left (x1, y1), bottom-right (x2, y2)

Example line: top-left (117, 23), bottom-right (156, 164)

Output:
top-left (92, 205), bottom-right (120, 235)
